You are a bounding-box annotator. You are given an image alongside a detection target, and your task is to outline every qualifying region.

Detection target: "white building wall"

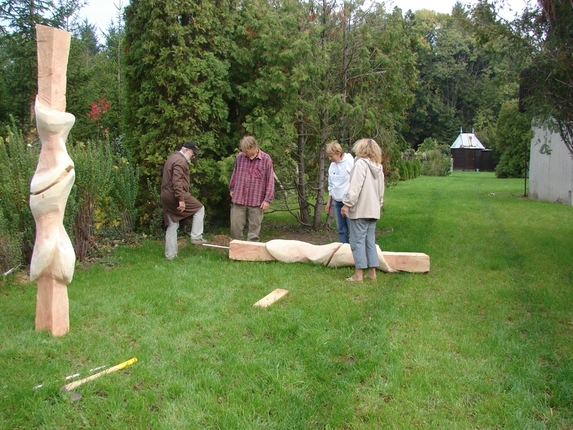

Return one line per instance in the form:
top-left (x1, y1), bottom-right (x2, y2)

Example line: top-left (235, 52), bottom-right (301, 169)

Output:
top-left (529, 126), bottom-right (573, 206)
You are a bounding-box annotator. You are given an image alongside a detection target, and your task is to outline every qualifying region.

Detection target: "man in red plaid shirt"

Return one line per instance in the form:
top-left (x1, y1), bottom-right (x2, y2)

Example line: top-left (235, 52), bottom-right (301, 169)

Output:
top-left (229, 136), bottom-right (275, 241)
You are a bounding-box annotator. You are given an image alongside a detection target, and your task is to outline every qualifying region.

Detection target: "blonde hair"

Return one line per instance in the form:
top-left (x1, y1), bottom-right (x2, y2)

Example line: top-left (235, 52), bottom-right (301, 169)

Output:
top-left (353, 138), bottom-right (382, 164)
top-left (325, 141), bottom-right (344, 157)
top-left (239, 135), bottom-right (259, 151)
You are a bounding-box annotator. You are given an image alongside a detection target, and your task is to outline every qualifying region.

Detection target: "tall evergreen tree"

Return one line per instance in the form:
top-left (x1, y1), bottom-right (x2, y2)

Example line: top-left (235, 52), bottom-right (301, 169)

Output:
top-left (297, 2), bottom-right (416, 227)
top-left (228, 0), bottom-right (315, 224)
top-left (123, 0), bottom-right (234, 223)
top-left (493, 99), bottom-right (532, 178)
top-left (0, 0), bottom-right (79, 129)
top-left (520, 0), bottom-right (573, 156)
top-left (229, 0), bottom-right (417, 228)
top-left (124, 0), bottom-right (232, 177)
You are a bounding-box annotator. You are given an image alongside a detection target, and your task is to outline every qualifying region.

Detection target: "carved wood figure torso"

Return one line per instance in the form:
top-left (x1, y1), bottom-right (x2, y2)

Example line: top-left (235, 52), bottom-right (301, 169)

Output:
top-left (30, 25), bottom-right (76, 336)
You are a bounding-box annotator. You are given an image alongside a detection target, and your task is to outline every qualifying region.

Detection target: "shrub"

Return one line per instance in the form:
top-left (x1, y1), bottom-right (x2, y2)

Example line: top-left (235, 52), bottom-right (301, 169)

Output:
top-left (0, 122), bottom-right (37, 270)
top-left (116, 157), bottom-right (140, 236)
top-left (396, 158), bottom-right (421, 181)
top-left (419, 149), bottom-right (452, 176)
top-left (412, 158), bottom-right (421, 177)
top-left (95, 157), bottom-right (140, 239)
top-left (66, 141), bottom-right (114, 260)
top-left (144, 177), bottom-right (164, 237)
top-left (0, 211), bottom-right (24, 274)
top-left (416, 137), bottom-right (451, 177)
top-left (398, 161), bottom-right (408, 180)
top-left (66, 139), bottom-right (143, 259)
top-left (0, 122), bottom-right (141, 266)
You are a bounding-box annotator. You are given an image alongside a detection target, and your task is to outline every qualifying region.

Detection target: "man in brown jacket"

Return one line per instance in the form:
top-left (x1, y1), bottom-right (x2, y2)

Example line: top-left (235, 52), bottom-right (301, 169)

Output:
top-left (161, 141), bottom-right (207, 260)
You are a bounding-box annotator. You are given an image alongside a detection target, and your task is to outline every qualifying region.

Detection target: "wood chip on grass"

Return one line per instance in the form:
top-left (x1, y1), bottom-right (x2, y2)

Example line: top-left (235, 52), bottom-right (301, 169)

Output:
top-left (253, 289), bottom-right (289, 308)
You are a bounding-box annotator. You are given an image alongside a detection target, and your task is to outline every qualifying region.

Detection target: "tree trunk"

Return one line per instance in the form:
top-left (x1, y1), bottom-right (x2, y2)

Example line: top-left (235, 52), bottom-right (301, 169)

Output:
top-left (313, 143), bottom-right (327, 230)
top-left (296, 116), bottom-right (311, 226)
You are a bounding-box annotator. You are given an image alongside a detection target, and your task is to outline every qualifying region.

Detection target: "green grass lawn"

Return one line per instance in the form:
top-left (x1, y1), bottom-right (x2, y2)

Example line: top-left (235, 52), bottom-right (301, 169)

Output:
top-left (2, 172), bottom-right (572, 429)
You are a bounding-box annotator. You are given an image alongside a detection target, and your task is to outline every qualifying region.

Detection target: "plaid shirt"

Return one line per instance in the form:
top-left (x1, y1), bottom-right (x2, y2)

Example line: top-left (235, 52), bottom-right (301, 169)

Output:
top-left (229, 149), bottom-right (274, 207)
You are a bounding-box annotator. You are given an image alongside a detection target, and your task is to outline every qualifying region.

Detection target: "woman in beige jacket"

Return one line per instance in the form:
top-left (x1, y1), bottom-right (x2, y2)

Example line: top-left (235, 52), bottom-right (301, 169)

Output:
top-left (341, 138), bottom-right (385, 282)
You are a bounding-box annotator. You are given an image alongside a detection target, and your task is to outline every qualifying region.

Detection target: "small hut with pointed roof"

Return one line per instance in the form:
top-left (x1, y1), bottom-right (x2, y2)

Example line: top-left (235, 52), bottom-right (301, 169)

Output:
top-left (450, 129), bottom-right (496, 171)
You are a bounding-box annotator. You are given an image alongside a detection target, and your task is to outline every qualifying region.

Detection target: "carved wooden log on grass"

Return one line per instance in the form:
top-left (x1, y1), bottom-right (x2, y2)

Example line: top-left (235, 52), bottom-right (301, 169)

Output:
top-left (229, 240), bottom-right (430, 273)
top-left (30, 25), bottom-right (76, 336)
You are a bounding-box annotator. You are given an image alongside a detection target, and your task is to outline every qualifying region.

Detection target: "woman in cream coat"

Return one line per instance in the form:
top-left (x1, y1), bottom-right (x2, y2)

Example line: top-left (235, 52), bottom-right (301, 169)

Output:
top-left (341, 138), bottom-right (385, 282)
top-left (325, 141), bottom-right (354, 243)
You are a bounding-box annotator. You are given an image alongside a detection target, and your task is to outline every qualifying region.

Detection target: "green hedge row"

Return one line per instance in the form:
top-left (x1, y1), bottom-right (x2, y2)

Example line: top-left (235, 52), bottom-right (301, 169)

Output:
top-left (397, 159), bottom-right (421, 181)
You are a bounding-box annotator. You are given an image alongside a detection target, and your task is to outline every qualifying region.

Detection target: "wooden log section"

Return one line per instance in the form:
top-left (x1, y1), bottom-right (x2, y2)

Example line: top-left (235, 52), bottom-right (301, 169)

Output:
top-left (229, 240), bottom-right (275, 261)
top-left (382, 252), bottom-right (430, 273)
top-left (229, 240), bottom-right (430, 273)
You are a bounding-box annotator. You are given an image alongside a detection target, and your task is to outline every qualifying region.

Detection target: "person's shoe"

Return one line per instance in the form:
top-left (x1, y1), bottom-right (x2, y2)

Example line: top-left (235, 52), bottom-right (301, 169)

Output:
top-left (191, 238), bottom-right (208, 245)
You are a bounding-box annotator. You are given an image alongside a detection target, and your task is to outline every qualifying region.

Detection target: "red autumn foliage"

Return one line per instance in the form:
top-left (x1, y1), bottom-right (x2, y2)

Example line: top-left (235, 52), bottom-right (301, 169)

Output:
top-left (87, 97), bottom-right (111, 122)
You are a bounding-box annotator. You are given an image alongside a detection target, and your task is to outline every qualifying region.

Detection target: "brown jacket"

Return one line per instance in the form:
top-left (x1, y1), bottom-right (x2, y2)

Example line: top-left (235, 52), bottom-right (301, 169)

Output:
top-left (160, 151), bottom-right (203, 226)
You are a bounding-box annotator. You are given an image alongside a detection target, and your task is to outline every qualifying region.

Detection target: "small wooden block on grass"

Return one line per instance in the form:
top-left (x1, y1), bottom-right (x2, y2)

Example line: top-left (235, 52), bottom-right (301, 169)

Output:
top-left (253, 289), bottom-right (289, 308)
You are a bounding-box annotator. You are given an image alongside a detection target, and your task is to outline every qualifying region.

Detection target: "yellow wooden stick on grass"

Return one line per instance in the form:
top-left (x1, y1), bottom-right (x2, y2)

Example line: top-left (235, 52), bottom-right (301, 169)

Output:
top-left (61, 357), bottom-right (137, 393)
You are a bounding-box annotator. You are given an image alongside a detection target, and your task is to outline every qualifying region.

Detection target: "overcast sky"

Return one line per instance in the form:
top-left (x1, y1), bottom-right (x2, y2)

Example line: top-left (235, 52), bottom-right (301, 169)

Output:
top-left (79, 0), bottom-right (529, 38)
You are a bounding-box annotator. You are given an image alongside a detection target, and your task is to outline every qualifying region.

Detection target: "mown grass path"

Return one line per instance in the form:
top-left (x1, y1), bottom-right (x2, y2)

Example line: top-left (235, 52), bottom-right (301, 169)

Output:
top-left (1, 172), bottom-right (572, 429)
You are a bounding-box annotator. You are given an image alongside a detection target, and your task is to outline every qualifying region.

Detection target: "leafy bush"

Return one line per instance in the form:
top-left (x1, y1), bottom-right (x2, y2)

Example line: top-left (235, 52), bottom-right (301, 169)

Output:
top-left (0, 122), bottom-right (37, 270)
top-left (416, 137), bottom-right (451, 177)
top-left (419, 149), bottom-right (452, 176)
top-left (107, 155), bottom-right (140, 237)
top-left (67, 139), bottom-right (141, 259)
top-left (397, 150), bottom-right (421, 181)
top-left (0, 211), bottom-right (24, 274)
top-left (412, 158), bottom-right (421, 177)
top-left (67, 141), bottom-right (114, 261)
top-left (144, 177), bottom-right (164, 237)
top-left (95, 155), bottom-right (140, 239)
top-left (0, 123), bottom-right (140, 268)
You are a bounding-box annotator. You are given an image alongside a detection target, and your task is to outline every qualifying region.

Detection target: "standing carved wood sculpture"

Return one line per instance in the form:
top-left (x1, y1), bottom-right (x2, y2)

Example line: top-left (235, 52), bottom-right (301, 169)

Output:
top-left (30, 25), bottom-right (76, 336)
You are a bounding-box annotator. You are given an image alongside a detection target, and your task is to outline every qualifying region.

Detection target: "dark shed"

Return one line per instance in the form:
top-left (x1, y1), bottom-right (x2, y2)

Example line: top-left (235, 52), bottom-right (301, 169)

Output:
top-left (450, 130), bottom-right (497, 172)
